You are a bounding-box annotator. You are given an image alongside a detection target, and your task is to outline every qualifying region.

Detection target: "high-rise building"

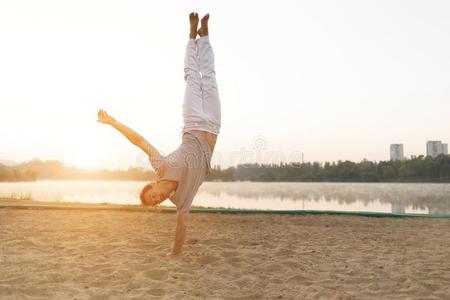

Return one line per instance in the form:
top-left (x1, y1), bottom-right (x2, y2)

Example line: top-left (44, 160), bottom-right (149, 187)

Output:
top-left (390, 144), bottom-right (404, 161)
top-left (426, 141), bottom-right (448, 158)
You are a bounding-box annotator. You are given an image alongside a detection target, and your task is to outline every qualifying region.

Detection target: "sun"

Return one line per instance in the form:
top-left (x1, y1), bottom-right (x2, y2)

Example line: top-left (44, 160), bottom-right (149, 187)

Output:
top-left (73, 147), bottom-right (103, 169)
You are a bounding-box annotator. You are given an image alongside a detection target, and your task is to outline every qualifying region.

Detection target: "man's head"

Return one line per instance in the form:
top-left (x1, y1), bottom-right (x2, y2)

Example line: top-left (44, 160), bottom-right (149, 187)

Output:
top-left (140, 180), bottom-right (177, 207)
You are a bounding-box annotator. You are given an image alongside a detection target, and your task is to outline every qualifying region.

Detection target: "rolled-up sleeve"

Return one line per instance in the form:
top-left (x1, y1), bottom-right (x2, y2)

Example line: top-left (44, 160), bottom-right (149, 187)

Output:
top-left (149, 155), bottom-right (166, 178)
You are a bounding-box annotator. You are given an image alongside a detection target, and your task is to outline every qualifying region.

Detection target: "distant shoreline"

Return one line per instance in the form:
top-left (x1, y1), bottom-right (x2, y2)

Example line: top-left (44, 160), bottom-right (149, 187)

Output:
top-left (2, 156), bottom-right (450, 183)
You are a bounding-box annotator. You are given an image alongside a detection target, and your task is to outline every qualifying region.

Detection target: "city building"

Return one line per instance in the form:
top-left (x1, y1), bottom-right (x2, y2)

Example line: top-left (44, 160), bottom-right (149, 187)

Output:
top-left (390, 144), bottom-right (404, 161)
top-left (426, 141), bottom-right (448, 158)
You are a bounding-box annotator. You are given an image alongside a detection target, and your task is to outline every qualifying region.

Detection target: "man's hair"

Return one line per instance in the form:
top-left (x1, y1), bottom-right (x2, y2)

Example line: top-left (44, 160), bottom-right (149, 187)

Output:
top-left (140, 183), bottom-right (153, 205)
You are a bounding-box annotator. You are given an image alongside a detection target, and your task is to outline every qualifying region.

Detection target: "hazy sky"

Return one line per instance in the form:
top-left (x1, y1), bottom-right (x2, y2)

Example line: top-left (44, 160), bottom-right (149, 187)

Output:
top-left (1, 0), bottom-right (449, 169)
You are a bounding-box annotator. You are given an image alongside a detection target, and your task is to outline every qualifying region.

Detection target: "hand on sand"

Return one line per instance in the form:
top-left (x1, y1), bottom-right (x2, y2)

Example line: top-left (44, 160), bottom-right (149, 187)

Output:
top-left (97, 109), bottom-right (115, 125)
top-left (166, 251), bottom-right (180, 258)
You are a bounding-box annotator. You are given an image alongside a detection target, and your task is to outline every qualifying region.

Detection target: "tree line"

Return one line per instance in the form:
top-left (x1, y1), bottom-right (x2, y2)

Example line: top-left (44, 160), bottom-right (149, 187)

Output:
top-left (208, 155), bottom-right (450, 182)
top-left (1, 155), bottom-right (449, 182)
top-left (0, 159), bottom-right (157, 182)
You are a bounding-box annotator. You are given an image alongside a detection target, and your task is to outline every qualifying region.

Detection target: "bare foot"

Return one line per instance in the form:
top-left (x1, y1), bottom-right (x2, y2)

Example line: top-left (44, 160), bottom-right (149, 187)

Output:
top-left (197, 13), bottom-right (209, 37)
top-left (189, 12), bottom-right (199, 39)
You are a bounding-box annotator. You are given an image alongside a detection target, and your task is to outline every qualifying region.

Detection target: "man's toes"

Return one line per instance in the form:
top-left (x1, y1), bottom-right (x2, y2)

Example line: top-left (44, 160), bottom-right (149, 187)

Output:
top-left (201, 13), bottom-right (209, 26)
top-left (189, 12), bottom-right (197, 20)
top-left (189, 12), bottom-right (199, 25)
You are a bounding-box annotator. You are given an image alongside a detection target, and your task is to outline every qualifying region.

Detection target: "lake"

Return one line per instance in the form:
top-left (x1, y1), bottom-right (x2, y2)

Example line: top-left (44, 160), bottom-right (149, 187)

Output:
top-left (1, 181), bottom-right (449, 216)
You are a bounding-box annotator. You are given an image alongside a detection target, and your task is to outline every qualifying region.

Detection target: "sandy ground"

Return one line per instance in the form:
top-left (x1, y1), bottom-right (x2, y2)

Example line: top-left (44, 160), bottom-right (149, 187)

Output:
top-left (1, 205), bottom-right (450, 299)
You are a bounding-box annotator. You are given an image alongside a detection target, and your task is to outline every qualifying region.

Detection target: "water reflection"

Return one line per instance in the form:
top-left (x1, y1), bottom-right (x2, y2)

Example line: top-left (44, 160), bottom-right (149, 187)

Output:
top-left (197, 182), bottom-right (450, 215)
top-left (0, 181), bottom-right (449, 215)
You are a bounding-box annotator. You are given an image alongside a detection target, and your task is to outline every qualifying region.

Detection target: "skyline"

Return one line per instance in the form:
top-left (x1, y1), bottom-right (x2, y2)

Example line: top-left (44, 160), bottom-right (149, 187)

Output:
top-left (1, 0), bottom-right (449, 169)
top-left (2, 138), bottom-right (448, 169)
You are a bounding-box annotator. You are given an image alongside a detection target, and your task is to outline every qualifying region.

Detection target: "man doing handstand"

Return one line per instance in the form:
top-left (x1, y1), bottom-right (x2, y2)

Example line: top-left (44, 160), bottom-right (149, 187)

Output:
top-left (97, 12), bottom-right (221, 256)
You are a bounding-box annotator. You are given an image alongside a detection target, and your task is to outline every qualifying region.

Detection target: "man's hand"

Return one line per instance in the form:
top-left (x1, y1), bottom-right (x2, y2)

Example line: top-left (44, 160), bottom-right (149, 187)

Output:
top-left (97, 109), bottom-right (115, 125)
top-left (166, 251), bottom-right (180, 257)
top-left (96, 109), bottom-right (162, 159)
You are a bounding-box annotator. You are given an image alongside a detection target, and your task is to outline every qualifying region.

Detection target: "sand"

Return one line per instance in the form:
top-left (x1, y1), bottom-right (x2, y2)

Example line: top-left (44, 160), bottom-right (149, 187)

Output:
top-left (1, 204), bottom-right (450, 299)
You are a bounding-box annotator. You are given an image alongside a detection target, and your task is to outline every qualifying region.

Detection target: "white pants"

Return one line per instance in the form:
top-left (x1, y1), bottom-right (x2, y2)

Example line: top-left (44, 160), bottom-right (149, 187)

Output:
top-left (182, 36), bottom-right (221, 135)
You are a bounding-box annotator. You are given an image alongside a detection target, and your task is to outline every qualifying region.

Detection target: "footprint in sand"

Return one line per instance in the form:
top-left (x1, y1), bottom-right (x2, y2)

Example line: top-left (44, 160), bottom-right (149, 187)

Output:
top-left (219, 243), bottom-right (237, 250)
top-left (220, 250), bottom-right (238, 258)
top-left (197, 255), bottom-right (217, 265)
top-left (234, 276), bottom-right (255, 288)
top-left (263, 262), bottom-right (283, 273)
top-left (187, 238), bottom-right (199, 244)
top-left (229, 255), bottom-right (244, 262)
top-left (145, 288), bottom-right (165, 297)
top-left (288, 274), bottom-right (313, 286)
top-left (143, 269), bottom-right (168, 281)
top-left (220, 251), bottom-right (239, 258)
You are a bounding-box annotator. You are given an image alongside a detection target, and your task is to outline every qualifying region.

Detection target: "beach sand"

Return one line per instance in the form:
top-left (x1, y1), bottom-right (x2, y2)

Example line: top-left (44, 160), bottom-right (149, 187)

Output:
top-left (1, 204), bottom-right (449, 299)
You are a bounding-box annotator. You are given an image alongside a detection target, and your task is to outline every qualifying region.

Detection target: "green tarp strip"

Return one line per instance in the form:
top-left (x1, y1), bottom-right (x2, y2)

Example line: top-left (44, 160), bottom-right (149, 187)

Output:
top-left (178, 207), bottom-right (450, 218)
top-left (1, 203), bottom-right (449, 218)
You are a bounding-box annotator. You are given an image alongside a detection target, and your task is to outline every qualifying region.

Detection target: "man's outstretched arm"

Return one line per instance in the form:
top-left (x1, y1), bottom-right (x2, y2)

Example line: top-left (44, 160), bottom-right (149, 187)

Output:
top-left (169, 211), bottom-right (189, 256)
top-left (97, 109), bottom-right (161, 159)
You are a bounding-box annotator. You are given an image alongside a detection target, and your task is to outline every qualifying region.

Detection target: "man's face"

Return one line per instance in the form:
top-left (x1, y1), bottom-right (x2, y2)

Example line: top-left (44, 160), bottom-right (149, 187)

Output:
top-left (141, 182), bottom-right (171, 207)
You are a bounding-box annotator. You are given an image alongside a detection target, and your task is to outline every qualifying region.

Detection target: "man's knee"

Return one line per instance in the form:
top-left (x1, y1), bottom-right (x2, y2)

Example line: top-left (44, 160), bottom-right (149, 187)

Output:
top-left (184, 68), bottom-right (201, 82)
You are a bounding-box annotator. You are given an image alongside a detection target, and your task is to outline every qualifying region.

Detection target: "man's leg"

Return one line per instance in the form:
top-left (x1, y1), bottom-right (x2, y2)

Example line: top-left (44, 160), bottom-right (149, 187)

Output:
top-left (197, 15), bottom-right (221, 135)
top-left (182, 13), bottom-right (206, 132)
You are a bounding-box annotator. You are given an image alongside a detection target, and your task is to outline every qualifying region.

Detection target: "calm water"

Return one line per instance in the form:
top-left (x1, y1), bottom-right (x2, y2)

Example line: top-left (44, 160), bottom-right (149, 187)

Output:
top-left (1, 181), bottom-right (450, 215)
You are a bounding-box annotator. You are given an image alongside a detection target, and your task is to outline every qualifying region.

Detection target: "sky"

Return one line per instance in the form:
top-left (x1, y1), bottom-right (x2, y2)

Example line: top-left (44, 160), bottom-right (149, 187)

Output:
top-left (0, 0), bottom-right (449, 169)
